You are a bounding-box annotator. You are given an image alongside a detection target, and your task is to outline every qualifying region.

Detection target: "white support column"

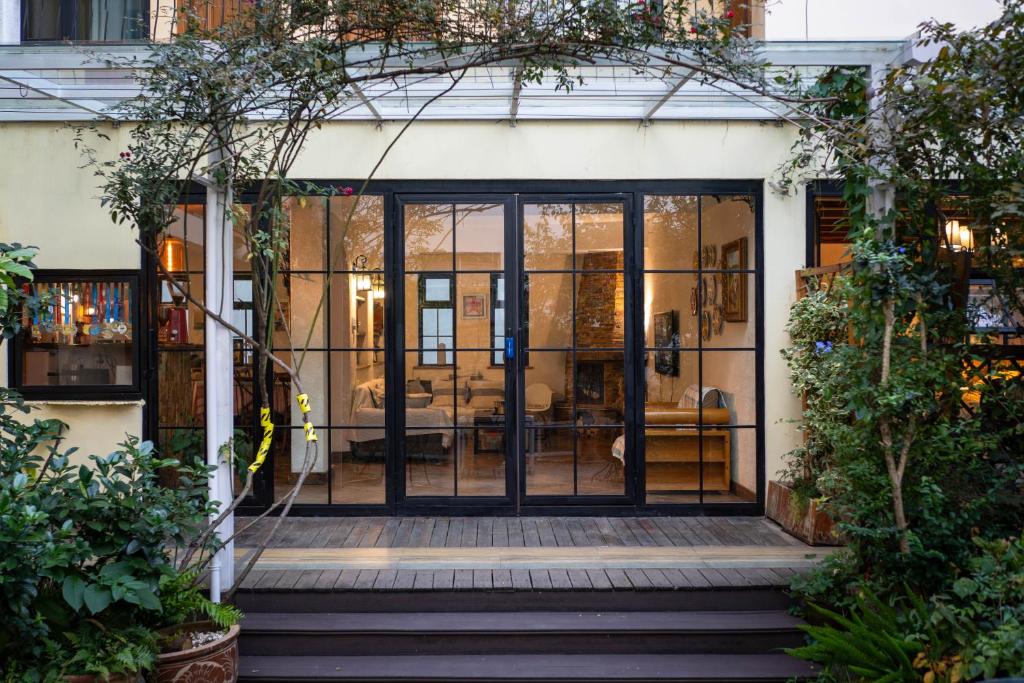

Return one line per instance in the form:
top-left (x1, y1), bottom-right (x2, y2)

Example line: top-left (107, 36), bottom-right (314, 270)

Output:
top-left (0, 0), bottom-right (20, 45)
top-left (205, 168), bottom-right (235, 599)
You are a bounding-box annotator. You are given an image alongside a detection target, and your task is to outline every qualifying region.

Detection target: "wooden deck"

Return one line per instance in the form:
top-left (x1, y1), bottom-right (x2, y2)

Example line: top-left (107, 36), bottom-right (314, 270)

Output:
top-left (233, 516), bottom-right (832, 592)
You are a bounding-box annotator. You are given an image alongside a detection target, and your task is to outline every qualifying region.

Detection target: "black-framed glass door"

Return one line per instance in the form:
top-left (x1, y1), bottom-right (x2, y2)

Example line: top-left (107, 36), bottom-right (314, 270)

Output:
top-left (396, 197), bottom-right (517, 508)
top-left (517, 197), bottom-right (635, 506)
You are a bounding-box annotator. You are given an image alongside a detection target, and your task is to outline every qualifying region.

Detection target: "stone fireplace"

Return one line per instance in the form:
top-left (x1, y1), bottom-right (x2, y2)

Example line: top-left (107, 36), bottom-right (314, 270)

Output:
top-left (566, 251), bottom-right (625, 417)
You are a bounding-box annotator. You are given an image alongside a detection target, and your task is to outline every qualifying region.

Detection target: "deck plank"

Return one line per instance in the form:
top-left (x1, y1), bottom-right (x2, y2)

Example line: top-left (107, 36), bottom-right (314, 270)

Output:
top-left (312, 569), bottom-right (342, 590)
top-left (624, 568), bottom-right (654, 590)
top-left (492, 517), bottom-right (510, 546)
top-left (333, 568), bottom-right (362, 590)
top-left (520, 518), bottom-right (540, 547)
top-left (472, 569), bottom-right (492, 590)
top-left (453, 568), bottom-right (474, 590)
top-left (507, 518), bottom-right (526, 547)
top-left (550, 519), bottom-right (574, 546)
top-left (492, 569), bottom-right (513, 590)
top-left (548, 568), bottom-right (573, 589)
top-left (412, 571), bottom-right (434, 591)
top-left (392, 569), bottom-right (417, 590)
top-left (567, 568), bottom-right (592, 590)
top-left (432, 569), bottom-right (455, 590)
top-left (604, 568), bottom-right (633, 590)
top-left (393, 518), bottom-right (416, 547)
top-left (460, 518), bottom-right (479, 548)
top-left (529, 569), bottom-right (552, 590)
top-left (428, 518), bottom-right (450, 547)
top-left (373, 569), bottom-right (397, 591)
top-left (535, 518), bottom-right (558, 546)
top-left (409, 518), bottom-right (435, 547)
top-left (293, 569), bottom-right (323, 590)
top-left (445, 519), bottom-right (464, 548)
top-left (510, 569), bottom-right (532, 590)
top-left (585, 569), bottom-right (614, 590)
top-left (476, 517), bottom-right (494, 547)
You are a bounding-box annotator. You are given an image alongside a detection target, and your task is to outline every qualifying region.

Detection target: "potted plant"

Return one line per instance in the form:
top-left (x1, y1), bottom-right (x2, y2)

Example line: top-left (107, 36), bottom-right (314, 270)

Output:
top-left (150, 570), bottom-right (242, 683)
top-left (769, 277), bottom-right (848, 546)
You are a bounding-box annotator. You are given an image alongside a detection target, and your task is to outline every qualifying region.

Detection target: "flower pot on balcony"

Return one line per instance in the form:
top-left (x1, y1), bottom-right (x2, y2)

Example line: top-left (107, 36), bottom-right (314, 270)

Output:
top-left (766, 479), bottom-right (841, 546)
top-left (155, 621), bottom-right (240, 683)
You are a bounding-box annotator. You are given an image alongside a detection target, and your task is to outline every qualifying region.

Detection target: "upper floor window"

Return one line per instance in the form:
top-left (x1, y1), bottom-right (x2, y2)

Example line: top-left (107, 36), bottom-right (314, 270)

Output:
top-left (22, 0), bottom-right (149, 42)
top-left (11, 272), bottom-right (141, 399)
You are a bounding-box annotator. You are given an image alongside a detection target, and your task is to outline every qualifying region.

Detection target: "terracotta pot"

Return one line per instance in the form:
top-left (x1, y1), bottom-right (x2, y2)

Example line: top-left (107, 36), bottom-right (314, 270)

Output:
top-left (155, 621), bottom-right (240, 683)
top-left (766, 479), bottom-right (842, 546)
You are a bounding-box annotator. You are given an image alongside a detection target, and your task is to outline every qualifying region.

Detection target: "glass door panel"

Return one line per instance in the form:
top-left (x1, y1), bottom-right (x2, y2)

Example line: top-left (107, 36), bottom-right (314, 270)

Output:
top-left (522, 201), bottom-right (628, 499)
top-left (401, 201), bottom-right (511, 501)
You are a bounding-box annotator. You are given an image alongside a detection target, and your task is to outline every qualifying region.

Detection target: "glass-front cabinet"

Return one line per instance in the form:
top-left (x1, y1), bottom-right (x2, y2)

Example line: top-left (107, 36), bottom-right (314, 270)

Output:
top-left (148, 183), bottom-right (761, 513)
top-left (13, 273), bottom-right (140, 398)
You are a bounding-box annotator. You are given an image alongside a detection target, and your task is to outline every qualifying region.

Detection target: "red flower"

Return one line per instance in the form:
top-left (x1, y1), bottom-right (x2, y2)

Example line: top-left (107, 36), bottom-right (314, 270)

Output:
top-left (339, 185), bottom-right (354, 196)
top-left (690, 26), bottom-right (698, 33)
top-left (726, 9), bottom-right (735, 18)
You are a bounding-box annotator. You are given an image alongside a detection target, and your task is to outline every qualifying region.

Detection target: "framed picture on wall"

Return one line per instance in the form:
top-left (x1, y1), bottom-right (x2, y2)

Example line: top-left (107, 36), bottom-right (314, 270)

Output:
top-left (721, 237), bottom-right (748, 323)
top-left (462, 294), bottom-right (487, 319)
top-left (653, 310), bottom-right (679, 376)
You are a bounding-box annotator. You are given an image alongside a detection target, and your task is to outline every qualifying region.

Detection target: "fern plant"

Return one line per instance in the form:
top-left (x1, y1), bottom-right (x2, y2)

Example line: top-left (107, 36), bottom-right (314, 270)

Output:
top-left (788, 588), bottom-right (924, 682)
top-left (158, 570), bottom-right (241, 631)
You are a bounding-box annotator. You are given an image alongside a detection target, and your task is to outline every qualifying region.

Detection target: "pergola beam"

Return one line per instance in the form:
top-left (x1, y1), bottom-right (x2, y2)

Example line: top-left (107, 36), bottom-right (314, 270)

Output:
top-left (641, 69), bottom-right (695, 126)
top-left (343, 68), bottom-right (383, 125)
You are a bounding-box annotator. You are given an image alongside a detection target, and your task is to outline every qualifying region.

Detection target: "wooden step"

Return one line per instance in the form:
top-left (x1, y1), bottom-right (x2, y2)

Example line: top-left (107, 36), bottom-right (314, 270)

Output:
top-left (237, 653), bottom-right (818, 681)
top-left (233, 588), bottom-right (794, 614)
top-left (239, 610), bottom-right (805, 656)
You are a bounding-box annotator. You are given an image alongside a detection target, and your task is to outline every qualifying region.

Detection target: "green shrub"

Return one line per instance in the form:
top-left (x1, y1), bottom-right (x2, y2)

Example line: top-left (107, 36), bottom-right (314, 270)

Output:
top-left (781, 276), bottom-right (851, 502)
top-left (0, 388), bottom-right (218, 677)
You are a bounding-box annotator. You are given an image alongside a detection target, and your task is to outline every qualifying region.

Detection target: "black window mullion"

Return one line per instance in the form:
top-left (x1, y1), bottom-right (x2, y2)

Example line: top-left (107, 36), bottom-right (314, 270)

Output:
top-left (697, 195), bottom-right (704, 505)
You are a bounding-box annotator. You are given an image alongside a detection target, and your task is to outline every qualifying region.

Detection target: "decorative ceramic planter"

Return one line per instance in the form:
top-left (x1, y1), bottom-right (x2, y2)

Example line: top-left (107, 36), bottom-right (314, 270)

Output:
top-left (155, 621), bottom-right (240, 683)
top-left (766, 479), bottom-right (841, 546)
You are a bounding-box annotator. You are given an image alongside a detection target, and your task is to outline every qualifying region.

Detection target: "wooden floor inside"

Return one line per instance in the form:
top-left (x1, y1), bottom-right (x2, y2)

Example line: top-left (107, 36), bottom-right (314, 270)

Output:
top-left (234, 516), bottom-right (833, 592)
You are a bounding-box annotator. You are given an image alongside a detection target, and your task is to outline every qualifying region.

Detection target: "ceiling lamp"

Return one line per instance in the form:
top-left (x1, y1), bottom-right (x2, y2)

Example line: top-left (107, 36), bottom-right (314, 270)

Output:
top-left (160, 236), bottom-right (186, 272)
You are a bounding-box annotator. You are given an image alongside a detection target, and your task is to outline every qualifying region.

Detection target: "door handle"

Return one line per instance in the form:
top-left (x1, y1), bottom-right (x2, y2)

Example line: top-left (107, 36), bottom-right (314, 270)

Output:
top-left (505, 337), bottom-right (515, 361)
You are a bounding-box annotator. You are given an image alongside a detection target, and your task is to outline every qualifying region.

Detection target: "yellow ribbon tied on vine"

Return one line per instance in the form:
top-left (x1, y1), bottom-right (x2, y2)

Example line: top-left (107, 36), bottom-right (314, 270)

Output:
top-left (248, 407), bottom-right (275, 473)
top-left (296, 393), bottom-right (318, 442)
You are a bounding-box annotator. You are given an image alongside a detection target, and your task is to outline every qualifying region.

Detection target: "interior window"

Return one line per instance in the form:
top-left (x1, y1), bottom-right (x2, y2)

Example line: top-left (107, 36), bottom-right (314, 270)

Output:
top-left (419, 275), bottom-right (454, 365)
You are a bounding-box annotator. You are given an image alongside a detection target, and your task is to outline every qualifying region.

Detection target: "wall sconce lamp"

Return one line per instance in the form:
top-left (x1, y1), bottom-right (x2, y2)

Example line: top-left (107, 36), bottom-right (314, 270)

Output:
top-left (371, 273), bottom-right (385, 299)
top-left (352, 255), bottom-right (372, 292)
top-left (945, 220), bottom-right (975, 252)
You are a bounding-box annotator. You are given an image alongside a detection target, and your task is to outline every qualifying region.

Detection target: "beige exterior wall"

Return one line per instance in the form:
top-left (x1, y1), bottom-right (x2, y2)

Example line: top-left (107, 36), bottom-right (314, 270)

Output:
top-left (0, 123), bottom-right (142, 462)
top-left (0, 119), bottom-right (805, 487)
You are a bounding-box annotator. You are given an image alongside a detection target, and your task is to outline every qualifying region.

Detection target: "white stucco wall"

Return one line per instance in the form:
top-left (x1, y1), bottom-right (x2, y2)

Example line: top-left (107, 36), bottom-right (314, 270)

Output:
top-left (764, 0), bottom-right (1003, 41)
top-left (0, 118), bottom-right (806, 491)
